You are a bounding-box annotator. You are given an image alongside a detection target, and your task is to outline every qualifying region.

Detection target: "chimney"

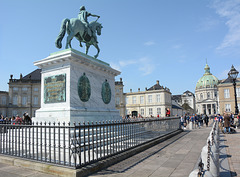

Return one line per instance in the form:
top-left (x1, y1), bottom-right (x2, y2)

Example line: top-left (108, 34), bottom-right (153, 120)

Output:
top-left (145, 87), bottom-right (147, 91)
top-left (138, 88), bottom-right (140, 92)
top-left (130, 89), bottom-right (132, 93)
top-left (120, 78), bottom-right (122, 82)
top-left (156, 80), bottom-right (159, 85)
top-left (10, 74), bottom-right (13, 80)
top-left (20, 73), bottom-right (23, 79)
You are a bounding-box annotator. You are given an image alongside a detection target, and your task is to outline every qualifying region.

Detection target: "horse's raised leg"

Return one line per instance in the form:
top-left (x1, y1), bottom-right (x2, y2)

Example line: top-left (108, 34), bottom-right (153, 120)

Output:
top-left (86, 43), bottom-right (90, 55)
top-left (93, 43), bottom-right (100, 58)
top-left (65, 33), bottom-right (74, 49)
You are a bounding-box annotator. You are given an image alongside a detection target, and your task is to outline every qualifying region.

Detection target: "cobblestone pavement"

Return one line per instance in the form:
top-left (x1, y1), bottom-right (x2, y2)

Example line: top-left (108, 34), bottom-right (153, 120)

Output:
top-left (90, 125), bottom-right (213, 177)
top-left (0, 162), bottom-right (57, 177)
top-left (224, 128), bottom-right (240, 177)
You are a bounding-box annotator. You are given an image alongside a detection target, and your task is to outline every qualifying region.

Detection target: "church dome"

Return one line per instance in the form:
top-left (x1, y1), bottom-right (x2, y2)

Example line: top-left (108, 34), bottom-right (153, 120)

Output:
top-left (196, 64), bottom-right (219, 90)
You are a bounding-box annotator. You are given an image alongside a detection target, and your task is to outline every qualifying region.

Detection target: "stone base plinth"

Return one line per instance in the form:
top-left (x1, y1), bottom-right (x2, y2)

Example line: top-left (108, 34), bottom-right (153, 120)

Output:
top-left (34, 48), bottom-right (121, 124)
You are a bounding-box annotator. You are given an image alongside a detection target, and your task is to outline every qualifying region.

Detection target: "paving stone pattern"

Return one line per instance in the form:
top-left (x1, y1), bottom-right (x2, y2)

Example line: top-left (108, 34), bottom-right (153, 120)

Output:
top-left (89, 126), bottom-right (212, 177)
top-left (0, 162), bottom-right (57, 177)
top-left (224, 128), bottom-right (240, 177)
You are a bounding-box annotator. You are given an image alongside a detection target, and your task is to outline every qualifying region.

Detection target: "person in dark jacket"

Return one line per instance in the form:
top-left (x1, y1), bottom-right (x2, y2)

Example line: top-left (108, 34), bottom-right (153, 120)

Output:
top-left (224, 113), bottom-right (231, 133)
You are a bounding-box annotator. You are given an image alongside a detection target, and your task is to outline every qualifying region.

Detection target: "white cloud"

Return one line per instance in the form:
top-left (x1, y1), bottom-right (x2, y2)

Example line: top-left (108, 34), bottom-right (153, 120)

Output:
top-left (111, 57), bottom-right (155, 76)
top-left (119, 60), bottom-right (138, 67)
top-left (172, 44), bottom-right (182, 49)
top-left (196, 16), bottom-right (219, 32)
top-left (144, 41), bottom-right (156, 46)
top-left (211, 0), bottom-right (240, 50)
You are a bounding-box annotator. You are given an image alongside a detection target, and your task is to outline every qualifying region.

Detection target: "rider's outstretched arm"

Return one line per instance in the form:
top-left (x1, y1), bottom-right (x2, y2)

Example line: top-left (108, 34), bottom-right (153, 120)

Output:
top-left (89, 13), bottom-right (100, 18)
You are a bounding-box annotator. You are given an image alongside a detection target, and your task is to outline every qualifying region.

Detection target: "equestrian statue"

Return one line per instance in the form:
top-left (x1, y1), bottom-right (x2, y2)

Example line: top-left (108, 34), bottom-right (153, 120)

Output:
top-left (55, 6), bottom-right (103, 58)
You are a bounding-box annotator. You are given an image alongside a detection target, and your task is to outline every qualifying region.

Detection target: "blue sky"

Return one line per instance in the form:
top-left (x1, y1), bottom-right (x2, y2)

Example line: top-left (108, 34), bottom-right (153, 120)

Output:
top-left (1, 0), bottom-right (240, 95)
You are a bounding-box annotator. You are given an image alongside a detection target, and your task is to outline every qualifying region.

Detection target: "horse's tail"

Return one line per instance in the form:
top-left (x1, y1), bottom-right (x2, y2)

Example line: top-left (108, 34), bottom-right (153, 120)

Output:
top-left (55, 18), bottom-right (70, 49)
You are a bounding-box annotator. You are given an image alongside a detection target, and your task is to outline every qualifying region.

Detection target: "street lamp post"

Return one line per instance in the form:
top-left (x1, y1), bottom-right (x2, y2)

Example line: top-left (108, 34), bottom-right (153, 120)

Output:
top-left (228, 65), bottom-right (239, 115)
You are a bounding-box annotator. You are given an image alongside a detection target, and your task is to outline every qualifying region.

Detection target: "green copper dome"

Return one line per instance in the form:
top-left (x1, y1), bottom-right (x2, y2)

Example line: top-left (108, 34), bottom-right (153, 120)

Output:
top-left (196, 64), bottom-right (219, 89)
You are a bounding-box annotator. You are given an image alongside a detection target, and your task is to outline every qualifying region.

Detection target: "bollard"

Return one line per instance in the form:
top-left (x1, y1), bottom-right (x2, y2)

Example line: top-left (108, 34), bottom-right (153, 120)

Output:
top-left (189, 121), bottom-right (193, 130)
top-left (189, 169), bottom-right (214, 177)
top-left (201, 145), bottom-right (208, 170)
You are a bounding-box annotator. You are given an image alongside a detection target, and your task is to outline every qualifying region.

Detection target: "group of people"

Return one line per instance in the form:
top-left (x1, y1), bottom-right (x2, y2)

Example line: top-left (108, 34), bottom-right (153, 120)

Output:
top-left (180, 114), bottom-right (210, 129)
top-left (0, 113), bottom-right (32, 125)
top-left (216, 113), bottom-right (240, 134)
top-left (180, 113), bottom-right (240, 133)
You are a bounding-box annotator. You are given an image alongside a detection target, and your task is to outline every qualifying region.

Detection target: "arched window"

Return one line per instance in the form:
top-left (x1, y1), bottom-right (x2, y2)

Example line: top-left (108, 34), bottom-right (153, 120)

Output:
top-left (207, 92), bottom-right (210, 99)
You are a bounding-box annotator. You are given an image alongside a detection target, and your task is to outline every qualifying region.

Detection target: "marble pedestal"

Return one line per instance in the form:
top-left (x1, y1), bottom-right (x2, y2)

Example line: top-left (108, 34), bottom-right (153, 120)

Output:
top-left (34, 48), bottom-right (121, 124)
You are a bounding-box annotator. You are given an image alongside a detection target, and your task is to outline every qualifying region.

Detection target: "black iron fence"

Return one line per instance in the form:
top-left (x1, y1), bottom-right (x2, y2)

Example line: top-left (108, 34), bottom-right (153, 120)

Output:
top-left (0, 117), bottom-right (180, 169)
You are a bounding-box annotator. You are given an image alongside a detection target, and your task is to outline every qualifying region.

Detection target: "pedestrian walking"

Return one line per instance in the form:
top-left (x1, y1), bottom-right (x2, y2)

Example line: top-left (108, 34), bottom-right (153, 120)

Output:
top-left (224, 113), bottom-right (231, 134)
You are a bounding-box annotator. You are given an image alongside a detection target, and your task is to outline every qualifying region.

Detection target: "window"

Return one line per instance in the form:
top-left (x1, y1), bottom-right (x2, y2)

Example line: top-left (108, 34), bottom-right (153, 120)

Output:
top-left (1, 110), bottom-right (6, 117)
top-left (116, 89), bottom-right (120, 93)
top-left (22, 87), bottom-right (28, 91)
top-left (156, 94), bottom-right (160, 102)
top-left (214, 92), bottom-right (217, 98)
top-left (140, 109), bottom-right (144, 115)
top-left (34, 88), bottom-right (39, 92)
top-left (225, 104), bottom-right (231, 112)
top-left (13, 87), bottom-right (18, 91)
top-left (12, 110), bottom-right (17, 116)
top-left (33, 96), bottom-right (38, 105)
top-left (132, 96), bottom-right (136, 104)
top-left (140, 96), bottom-right (144, 104)
top-left (116, 97), bottom-right (120, 105)
top-left (224, 89), bottom-right (230, 98)
top-left (1, 96), bottom-right (6, 105)
top-left (207, 92), bottom-right (210, 99)
top-left (125, 97), bottom-right (129, 104)
top-left (13, 95), bottom-right (18, 105)
top-left (157, 108), bottom-right (161, 115)
top-left (237, 88), bottom-right (240, 97)
top-left (200, 93), bottom-right (203, 100)
top-left (148, 95), bottom-right (152, 103)
top-left (22, 96), bottom-right (27, 105)
top-left (149, 108), bottom-right (153, 115)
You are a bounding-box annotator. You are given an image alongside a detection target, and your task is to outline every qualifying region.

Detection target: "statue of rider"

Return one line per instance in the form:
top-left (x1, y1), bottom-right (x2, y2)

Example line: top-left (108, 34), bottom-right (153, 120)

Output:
top-left (78, 6), bottom-right (100, 40)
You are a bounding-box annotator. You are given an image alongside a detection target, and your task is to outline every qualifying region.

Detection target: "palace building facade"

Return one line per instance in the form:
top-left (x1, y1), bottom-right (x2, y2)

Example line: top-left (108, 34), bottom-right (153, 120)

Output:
top-left (115, 80), bottom-right (172, 118)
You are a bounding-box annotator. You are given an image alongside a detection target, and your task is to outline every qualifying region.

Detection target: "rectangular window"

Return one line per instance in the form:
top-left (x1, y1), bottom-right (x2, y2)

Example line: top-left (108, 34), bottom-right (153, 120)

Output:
top-left (22, 96), bottom-right (27, 105)
top-left (140, 96), bottom-right (144, 104)
top-left (157, 108), bottom-right (161, 115)
top-left (132, 96), bottom-right (136, 104)
top-left (116, 89), bottom-right (120, 93)
top-left (116, 97), bottom-right (120, 105)
top-left (22, 87), bottom-right (28, 91)
top-left (237, 88), bottom-right (240, 97)
top-left (148, 95), bottom-right (152, 103)
top-left (33, 96), bottom-right (38, 105)
top-left (34, 88), bottom-right (39, 92)
top-left (13, 95), bottom-right (18, 105)
top-left (156, 94), bottom-right (161, 103)
top-left (225, 104), bottom-right (231, 112)
top-left (149, 108), bottom-right (153, 115)
top-left (224, 89), bottom-right (230, 98)
top-left (125, 97), bottom-right (129, 104)
top-left (12, 110), bottom-right (17, 116)
top-left (13, 87), bottom-right (18, 91)
top-left (1, 110), bottom-right (6, 117)
top-left (140, 108), bottom-right (144, 115)
top-left (1, 96), bottom-right (6, 105)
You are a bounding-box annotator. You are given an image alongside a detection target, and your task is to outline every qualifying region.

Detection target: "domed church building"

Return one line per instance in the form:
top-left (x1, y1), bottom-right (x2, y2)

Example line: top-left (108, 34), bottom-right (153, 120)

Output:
top-left (195, 64), bottom-right (219, 115)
